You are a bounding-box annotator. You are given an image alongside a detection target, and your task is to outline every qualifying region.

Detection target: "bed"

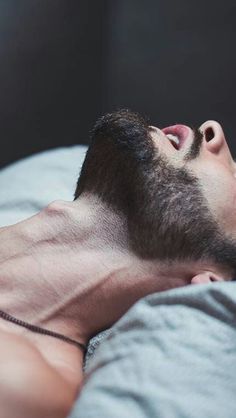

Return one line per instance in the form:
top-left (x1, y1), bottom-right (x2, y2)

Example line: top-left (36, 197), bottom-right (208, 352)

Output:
top-left (0, 146), bottom-right (235, 418)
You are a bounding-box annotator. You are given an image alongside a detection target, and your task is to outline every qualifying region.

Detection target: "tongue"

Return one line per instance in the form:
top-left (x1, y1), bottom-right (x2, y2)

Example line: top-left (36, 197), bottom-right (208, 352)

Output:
top-left (162, 125), bottom-right (188, 137)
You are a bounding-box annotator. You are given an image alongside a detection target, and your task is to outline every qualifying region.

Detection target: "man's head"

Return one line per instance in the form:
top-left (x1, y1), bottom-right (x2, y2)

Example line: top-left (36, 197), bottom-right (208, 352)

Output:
top-left (74, 109), bottom-right (236, 279)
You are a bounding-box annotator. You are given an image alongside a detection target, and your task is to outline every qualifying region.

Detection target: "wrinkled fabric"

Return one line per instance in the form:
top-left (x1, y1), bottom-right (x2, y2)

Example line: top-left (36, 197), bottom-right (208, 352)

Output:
top-left (70, 282), bottom-right (236, 418)
top-left (0, 145), bottom-right (87, 226)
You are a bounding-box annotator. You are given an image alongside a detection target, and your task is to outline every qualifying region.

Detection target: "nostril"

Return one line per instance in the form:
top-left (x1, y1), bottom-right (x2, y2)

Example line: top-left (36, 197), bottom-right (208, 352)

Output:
top-left (205, 127), bottom-right (214, 142)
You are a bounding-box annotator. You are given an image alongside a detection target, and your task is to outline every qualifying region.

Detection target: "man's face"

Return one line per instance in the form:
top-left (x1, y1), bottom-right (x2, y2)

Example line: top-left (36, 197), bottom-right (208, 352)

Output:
top-left (76, 109), bottom-right (236, 277)
top-left (149, 120), bottom-right (236, 242)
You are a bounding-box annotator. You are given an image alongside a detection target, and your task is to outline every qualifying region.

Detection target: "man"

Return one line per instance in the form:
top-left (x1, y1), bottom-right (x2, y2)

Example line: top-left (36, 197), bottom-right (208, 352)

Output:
top-left (0, 109), bottom-right (235, 417)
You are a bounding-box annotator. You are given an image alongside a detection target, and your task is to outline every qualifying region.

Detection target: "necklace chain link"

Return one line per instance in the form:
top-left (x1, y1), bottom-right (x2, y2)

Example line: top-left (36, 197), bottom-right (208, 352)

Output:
top-left (0, 309), bottom-right (87, 354)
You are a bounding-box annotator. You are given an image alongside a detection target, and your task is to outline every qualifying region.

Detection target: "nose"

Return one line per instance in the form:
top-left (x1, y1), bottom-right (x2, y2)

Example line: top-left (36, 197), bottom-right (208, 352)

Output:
top-left (199, 120), bottom-right (234, 166)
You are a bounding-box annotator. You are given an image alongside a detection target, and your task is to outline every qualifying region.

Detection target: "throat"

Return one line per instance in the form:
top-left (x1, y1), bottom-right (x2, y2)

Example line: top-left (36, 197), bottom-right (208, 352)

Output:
top-left (0, 198), bottom-right (130, 342)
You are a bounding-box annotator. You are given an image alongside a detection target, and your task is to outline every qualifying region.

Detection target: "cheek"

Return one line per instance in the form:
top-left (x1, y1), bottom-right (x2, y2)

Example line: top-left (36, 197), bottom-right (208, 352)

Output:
top-left (200, 171), bottom-right (236, 234)
top-left (229, 179), bottom-right (236, 219)
top-left (220, 189), bottom-right (236, 226)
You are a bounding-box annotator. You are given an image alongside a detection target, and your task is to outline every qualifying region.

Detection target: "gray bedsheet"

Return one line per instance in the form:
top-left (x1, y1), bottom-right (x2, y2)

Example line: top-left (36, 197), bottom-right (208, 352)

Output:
top-left (70, 281), bottom-right (236, 418)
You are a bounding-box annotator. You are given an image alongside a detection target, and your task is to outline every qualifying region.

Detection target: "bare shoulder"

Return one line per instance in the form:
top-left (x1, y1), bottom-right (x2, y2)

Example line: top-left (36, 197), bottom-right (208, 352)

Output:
top-left (0, 329), bottom-right (78, 418)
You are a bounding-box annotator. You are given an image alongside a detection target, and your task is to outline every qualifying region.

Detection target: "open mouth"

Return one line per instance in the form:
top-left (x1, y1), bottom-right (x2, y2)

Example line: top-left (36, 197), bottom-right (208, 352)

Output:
top-left (162, 125), bottom-right (190, 151)
top-left (165, 133), bottom-right (180, 150)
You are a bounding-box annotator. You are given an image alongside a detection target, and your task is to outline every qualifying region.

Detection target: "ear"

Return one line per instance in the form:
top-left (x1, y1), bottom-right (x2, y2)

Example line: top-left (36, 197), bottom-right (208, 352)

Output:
top-left (190, 271), bottom-right (224, 285)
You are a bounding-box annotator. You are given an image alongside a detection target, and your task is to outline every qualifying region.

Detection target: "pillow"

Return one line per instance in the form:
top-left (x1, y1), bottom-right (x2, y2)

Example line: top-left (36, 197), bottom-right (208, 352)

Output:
top-left (70, 282), bottom-right (236, 418)
top-left (0, 145), bottom-right (87, 226)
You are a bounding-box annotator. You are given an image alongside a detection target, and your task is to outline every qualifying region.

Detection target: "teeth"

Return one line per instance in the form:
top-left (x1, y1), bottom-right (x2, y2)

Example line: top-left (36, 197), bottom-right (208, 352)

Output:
top-left (166, 133), bottom-right (180, 145)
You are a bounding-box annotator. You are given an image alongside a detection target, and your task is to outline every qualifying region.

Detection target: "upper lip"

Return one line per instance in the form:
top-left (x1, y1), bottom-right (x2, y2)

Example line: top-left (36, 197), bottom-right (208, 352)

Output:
top-left (161, 125), bottom-right (191, 151)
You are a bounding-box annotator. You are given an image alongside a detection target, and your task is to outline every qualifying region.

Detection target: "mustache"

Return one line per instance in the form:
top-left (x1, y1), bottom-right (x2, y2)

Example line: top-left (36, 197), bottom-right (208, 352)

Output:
top-left (184, 127), bottom-right (204, 162)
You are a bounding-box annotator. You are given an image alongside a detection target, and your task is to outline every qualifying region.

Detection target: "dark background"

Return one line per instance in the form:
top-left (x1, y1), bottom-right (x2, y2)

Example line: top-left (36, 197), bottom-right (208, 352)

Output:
top-left (0, 0), bottom-right (235, 168)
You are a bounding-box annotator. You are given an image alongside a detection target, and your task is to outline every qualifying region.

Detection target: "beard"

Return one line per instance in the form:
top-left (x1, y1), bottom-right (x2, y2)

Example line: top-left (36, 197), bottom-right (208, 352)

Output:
top-left (75, 109), bottom-right (236, 276)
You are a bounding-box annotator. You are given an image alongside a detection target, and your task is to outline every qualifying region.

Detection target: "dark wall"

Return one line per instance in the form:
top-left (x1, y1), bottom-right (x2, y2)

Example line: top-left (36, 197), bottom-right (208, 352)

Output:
top-left (0, 1), bottom-right (108, 167)
top-left (0, 0), bottom-right (236, 167)
top-left (102, 0), bottom-right (236, 157)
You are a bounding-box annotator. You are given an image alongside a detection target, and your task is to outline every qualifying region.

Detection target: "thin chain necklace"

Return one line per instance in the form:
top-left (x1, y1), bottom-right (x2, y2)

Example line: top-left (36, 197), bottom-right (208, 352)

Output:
top-left (0, 309), bottom-right (87, 354)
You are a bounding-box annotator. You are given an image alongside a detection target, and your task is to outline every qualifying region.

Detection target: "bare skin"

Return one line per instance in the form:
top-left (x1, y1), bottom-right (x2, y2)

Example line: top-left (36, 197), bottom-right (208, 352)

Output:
top-left (0, 119), bottom-right (235, 416)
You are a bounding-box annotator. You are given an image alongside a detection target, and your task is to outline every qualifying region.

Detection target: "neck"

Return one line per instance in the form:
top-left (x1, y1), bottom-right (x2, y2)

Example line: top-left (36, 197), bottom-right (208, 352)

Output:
top-left (0, 197), bottom-right (136, 344)
top-left (0, 196), bottom-right (231, 346)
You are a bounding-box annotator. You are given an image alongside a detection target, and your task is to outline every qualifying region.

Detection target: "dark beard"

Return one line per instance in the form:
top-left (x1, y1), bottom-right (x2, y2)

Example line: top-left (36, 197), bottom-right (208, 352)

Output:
top-left (75, 109), bottom-right (236, 277)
